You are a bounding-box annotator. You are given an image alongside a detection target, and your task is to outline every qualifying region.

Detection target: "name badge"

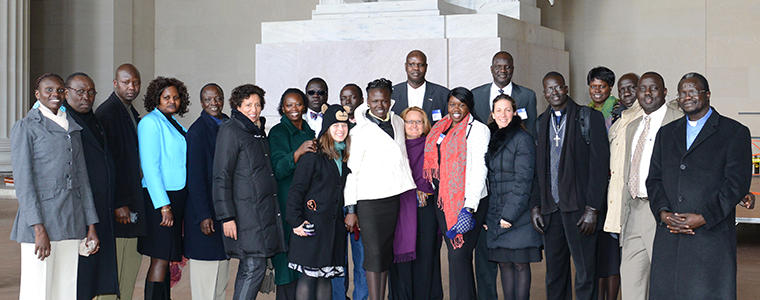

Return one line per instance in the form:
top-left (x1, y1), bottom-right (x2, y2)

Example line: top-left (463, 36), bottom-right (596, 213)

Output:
top-left (432, 109), bottom-right (442, 121)
top-left (436, 133), bottom-right (446, 145)
top-left (517, 108), bottom-right (528, 120)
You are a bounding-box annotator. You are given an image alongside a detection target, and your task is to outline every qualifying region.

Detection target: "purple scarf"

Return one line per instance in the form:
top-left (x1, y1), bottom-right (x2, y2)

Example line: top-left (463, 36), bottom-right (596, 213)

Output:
top-left (394, 136), bottom-right (435, 263)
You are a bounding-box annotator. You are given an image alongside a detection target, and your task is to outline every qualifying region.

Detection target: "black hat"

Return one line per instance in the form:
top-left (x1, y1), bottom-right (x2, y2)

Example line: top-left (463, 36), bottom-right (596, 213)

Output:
top-left (319, 104), bottom-right (351, 139)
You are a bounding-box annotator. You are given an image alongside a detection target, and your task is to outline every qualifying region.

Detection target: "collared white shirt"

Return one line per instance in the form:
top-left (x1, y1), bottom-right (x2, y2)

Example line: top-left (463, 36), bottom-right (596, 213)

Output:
top-left (304, 108), bottom-right (323, 135)
top-left (38, 103), bottom-right (69, 131)
top-left (407, 81), bottom-right (427, 110)
top-left (489, 81), bottom-right (513, 112)
top-left (630, 103), bottom-right (668, 197)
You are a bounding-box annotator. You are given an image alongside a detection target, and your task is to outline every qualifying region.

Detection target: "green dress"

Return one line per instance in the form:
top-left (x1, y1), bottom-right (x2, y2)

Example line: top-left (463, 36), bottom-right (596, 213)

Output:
top-left (269, 115), bottom-right (315, 285)
top-left (588, 95), bottom-right (619, 119)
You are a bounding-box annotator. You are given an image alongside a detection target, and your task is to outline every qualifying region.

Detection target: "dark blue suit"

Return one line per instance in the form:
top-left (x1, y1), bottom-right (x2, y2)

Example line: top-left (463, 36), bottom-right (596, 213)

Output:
top-left (184, 111), bottom-right (228, 260)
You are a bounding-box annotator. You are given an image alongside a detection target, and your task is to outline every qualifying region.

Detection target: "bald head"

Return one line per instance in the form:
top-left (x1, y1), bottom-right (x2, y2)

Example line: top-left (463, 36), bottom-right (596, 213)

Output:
top-left (491, 51), bottom-right (514, 88)
top-left (113, 63), bottom-right (141, 103)
top-left (617, 73), bottom-right (639, 107)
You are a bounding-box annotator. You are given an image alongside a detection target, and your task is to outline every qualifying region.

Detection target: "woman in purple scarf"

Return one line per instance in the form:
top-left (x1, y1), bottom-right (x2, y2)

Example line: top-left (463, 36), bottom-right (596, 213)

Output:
top-left (388, 107), bottom-right (438, 300)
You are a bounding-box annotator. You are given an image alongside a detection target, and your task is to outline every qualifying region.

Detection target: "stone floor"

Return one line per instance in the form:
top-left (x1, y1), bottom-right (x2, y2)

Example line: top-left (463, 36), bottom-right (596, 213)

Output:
top-left (0, 178), bottom-right (758, 299)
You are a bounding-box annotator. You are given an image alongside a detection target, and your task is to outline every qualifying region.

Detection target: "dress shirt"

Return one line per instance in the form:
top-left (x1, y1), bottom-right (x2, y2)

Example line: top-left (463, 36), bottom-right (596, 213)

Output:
top-left (629, 103), bottom-right (668, 198)
top-left (304, 108), bottom-right (323, 135)
top-left (489, 81), bottom-right (513, 111)
top-left (38, 103), bottom-right (69, 130)
top-left (686, 108), bottom-right (713, 150)
top-left (407, 81), bottom-right (427, 109)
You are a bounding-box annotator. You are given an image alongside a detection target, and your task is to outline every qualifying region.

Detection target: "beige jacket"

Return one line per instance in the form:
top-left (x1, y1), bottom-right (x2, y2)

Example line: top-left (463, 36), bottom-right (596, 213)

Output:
top-left (604, 100), bottom-right (682, 236)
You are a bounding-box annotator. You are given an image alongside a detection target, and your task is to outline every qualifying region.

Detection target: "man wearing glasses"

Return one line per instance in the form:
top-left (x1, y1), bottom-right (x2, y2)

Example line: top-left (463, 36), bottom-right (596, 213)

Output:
top-left (304, 77), bottom-right (329, 134)
top-left (647, 72), bottom-right (751, 299)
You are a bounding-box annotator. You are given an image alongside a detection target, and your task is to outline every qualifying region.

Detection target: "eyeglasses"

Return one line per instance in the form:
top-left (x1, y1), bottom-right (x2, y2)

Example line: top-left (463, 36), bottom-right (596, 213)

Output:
top-left (677, 90), bottom-right (706, 99)
top-left (306, 90), bottom-right (327, 96)
top-left (404, 120), bottom-right (423, 125)
top-left (543, 86), bottom-right (564, 94)
top-left (66, 87), bottom-right (97, 97)
top-left (405, 63), bottom-right (428, 68)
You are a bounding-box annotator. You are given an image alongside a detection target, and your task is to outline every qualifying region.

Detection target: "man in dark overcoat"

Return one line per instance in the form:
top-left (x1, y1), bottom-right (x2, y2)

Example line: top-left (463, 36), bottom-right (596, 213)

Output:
top-left (530, 72), bottom-right (609, 300)
top-left (646, 72), bottom-right (751, 299)
top-left (184, 83), bottom-right (230, 299)
top-left (94, 63), bottom-right (147, 300)
top-left (64, 73), bottom-right (120, 300)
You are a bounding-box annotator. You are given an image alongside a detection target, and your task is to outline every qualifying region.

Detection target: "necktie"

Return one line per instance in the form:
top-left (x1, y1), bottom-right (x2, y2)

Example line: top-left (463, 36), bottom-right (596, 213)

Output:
top-left (310, 111), bottom-right (322, 120)
top-left (628, 116), bottom-right (651, 198)
top-left (498, 88), bottom-right (504, 95)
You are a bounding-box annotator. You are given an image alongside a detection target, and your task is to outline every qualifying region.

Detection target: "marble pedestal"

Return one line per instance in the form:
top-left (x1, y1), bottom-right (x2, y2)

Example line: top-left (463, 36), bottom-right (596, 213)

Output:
top-left (255, 0), bottom-right (568, 120)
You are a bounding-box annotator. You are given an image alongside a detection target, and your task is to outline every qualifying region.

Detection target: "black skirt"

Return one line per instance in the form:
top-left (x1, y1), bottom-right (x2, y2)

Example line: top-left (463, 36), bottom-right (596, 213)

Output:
top-left (596, 232), bottom-right (621, 277)
top-left (356, 195), bottom-right (400, 272)
top-left (488, 247), bottom-right (542, 264)
top-left (138, 188), bottom-right (187, 261)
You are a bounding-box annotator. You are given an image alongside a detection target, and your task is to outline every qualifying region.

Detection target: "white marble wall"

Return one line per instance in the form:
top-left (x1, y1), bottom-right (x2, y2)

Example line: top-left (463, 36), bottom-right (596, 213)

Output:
top-left (256, 1), bottom-right (568, 121)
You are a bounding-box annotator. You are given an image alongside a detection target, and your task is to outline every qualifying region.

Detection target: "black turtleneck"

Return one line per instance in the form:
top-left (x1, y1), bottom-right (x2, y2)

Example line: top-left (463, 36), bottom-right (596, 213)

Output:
top-left (64, 102), bottom-right (106, 147)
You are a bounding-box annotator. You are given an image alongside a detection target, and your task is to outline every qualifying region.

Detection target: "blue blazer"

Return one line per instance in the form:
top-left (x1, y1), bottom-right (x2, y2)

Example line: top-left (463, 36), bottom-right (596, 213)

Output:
top-left (138, 109), bottom-right (187, 209)
top-left (184, 111), bottom-right (228, 260)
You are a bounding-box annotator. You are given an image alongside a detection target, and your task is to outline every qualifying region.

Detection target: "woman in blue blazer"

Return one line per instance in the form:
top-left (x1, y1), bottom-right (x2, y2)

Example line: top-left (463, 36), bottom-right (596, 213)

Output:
top-left (137, 77), bottom-right (191, 300)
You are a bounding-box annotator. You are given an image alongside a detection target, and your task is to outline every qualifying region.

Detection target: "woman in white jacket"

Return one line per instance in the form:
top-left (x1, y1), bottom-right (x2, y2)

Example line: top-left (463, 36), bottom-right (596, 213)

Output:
top-left (422, 87), bottom-right (490, 300)
top-left (343, 78), bottom-right (416, 300)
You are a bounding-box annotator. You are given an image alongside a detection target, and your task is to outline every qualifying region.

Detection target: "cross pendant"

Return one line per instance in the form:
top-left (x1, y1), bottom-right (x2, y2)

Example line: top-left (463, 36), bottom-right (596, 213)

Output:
top-left (553, 134), bottom-right (561, 148)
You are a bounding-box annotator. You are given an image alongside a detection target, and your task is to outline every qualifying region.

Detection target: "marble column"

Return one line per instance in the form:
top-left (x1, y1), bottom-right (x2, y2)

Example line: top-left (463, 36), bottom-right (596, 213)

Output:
top-left (0, 0), bottom-right (30, 172)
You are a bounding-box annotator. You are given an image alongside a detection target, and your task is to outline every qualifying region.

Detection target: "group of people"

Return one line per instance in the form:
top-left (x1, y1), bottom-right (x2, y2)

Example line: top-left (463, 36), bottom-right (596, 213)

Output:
top-left (10, 48), bottom-right (754, 300)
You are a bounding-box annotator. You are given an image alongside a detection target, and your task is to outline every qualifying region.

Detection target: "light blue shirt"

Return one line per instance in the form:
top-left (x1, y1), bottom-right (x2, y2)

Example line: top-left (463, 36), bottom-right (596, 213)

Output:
top-left (685, 107), bottom-right (712, 150)
top-left (138, 109), bottom-right (187, 208)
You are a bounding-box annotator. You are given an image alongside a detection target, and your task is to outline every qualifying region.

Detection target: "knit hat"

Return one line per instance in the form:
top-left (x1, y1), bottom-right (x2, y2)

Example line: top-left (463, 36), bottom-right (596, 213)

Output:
top-left (318, 104), bottom-right (351, 138)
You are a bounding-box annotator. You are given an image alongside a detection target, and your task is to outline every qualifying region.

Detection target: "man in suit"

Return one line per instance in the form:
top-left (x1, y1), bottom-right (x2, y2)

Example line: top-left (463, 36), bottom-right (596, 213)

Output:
top-left (530, 72), bottom-right (609, 300)
top-left (609, 72), bottom-right (682, 300)
top-left (95, 63), bottom-right (147, 300)
top-left (185, 83), bottom-right (230, 300)
top-left (390, 49), bottom-right (449, 125)
top-left (64, 73), bottom-right (121, 300)
top-left (471, 51), bottom-right (537, 137)
top-left (647, 72), bottom-right (751, 299)
top-left (389, 49), bottom-right (446, 300)
top-left (304, 77), bottom-right (329, 134)
top-left (472, 53), bottom-right (538, 299)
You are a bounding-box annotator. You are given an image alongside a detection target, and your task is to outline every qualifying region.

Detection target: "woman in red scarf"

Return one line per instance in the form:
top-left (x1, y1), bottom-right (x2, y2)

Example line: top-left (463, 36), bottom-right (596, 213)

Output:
top-left (423, 87), bottom-right (490, 300)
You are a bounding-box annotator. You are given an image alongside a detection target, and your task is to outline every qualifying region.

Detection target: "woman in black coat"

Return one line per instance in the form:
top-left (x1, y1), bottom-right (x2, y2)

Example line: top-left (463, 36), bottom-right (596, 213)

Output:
top-left (286, 104), bottom-right (351, 300)
top-left (213, 84), bottom-right (285, 299)
top-left (485, 94), bottom-right (541, 300)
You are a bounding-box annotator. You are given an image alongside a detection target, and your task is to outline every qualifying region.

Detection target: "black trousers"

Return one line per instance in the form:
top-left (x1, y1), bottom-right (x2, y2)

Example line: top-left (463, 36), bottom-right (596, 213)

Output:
top-left (389, 202), bottom-right (445, 300)
top-left (435, 199), bottom-right (486, 300)
top-left (543, 210), bottom-right (598, 300)
top-left (233, 256), bottom-right (267, 300)
top-left (474, 197), bottom-right (499, 300)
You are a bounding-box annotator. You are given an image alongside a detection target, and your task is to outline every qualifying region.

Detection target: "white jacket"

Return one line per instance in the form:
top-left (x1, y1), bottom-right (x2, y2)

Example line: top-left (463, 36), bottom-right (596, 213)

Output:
top-left (344, 104), bottom-right (416, 206)
top-left (460, 114), bottom-right (490, 211)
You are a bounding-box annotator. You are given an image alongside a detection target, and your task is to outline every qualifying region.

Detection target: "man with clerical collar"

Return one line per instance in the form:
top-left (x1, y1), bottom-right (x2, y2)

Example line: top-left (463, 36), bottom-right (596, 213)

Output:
top-left (647, 72), bottom-right (751, 299)
top-left (530, 71), bottom-right (609, 300)
top-left (304, 77), bottom-right (329, 134)
top-left (95, 63), bottom-right (147, 300)
top-left (64, 72), bottom-right (121, 300)
top-left (390, 49), bottom-right (450, 125)
top-left (471, 51), bottom-right (537, 137)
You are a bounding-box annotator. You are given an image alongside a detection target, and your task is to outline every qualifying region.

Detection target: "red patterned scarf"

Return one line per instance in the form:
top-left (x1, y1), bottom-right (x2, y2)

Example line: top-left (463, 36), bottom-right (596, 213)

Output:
top-left (423, 114), bottom-right (468, 231)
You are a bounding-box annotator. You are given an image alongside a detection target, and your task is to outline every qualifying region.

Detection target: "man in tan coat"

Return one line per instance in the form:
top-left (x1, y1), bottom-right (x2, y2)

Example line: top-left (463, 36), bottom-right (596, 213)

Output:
top-left (612, 72), bottom-right (683, 300)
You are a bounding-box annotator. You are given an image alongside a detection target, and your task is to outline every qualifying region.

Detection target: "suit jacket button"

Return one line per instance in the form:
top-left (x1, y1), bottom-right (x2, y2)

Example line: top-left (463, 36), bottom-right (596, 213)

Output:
top-left (679, 164), bottom-right (687, 170)
top-left (678, 195), bottom-right (684, 202)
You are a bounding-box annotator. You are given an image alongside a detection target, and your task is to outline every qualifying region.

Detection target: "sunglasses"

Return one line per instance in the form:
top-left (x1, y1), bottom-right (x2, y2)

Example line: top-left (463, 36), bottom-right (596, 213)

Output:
top-left (307, 90), bottom-right (327, 96)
